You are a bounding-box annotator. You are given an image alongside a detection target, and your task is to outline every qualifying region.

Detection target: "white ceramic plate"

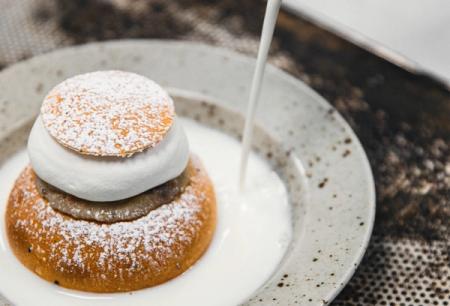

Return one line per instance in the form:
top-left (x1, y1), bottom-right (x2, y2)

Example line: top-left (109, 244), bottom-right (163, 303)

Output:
top-left (283, 0), bottom-right (450, 87)
top-left (0, 40), bottom-right (375, 306)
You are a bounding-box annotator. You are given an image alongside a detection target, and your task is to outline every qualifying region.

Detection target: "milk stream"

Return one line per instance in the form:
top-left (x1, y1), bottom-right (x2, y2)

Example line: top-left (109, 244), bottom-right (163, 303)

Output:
top-left (239, 0), bottom-right (282, 189)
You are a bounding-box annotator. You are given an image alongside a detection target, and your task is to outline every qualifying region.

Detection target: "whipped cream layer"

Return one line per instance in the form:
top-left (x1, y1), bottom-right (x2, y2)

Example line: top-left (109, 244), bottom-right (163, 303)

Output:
top-left (28, 117), bottom-right (189, 202)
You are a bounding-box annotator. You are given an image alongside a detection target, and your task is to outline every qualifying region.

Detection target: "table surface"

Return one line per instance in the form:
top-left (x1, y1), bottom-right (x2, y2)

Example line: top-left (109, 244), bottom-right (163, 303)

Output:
top-left (0, 0), bottom-right (449, 305)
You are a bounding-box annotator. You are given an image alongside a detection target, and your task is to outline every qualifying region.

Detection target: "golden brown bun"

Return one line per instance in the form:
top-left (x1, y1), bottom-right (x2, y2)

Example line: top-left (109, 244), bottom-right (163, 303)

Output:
top-left (6, 157), bottom-right (216, 293)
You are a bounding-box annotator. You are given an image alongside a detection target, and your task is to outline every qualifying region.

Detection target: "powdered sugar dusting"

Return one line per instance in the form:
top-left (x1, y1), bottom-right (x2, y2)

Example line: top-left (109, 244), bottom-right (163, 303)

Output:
top-left (41, 71), bottom-right (174, 157)
top-left (8, 166), bottom-right (210, 284)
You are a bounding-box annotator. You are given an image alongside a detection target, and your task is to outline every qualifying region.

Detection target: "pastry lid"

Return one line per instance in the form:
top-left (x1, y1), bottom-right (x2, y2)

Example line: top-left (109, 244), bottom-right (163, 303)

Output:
top-left (41, 70), bottom-right (174, 157)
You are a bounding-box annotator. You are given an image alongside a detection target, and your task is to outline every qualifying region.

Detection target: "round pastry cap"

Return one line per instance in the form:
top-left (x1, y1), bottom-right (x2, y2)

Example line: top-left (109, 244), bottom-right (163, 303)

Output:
top-left (41, 70), bottom-right (174, 157)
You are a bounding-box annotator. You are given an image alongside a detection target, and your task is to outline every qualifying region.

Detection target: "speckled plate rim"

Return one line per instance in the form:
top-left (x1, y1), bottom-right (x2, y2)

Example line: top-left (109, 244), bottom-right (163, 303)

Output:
top-left (0, 40), bottom-right (375, 306)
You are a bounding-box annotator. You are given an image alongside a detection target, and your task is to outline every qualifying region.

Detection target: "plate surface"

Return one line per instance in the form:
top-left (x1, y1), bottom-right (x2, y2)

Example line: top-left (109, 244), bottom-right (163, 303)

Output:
top-left (0, 40), bottom-right (375, 306)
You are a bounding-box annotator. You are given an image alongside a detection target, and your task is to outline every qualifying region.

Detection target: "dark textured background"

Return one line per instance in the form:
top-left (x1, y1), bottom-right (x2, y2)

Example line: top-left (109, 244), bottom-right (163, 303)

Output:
top-left (0, 0), bottom-right (449, 305)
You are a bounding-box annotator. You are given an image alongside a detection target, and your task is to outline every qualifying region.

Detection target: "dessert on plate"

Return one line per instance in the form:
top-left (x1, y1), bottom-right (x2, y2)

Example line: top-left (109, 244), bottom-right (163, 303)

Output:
top-left (5, 70), bottom-right (216, 293)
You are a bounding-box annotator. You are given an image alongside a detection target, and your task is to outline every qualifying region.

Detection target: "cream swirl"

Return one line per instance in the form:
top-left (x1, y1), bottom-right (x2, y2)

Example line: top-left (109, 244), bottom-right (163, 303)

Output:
top-left (28, 117), bottom-right (189, 202)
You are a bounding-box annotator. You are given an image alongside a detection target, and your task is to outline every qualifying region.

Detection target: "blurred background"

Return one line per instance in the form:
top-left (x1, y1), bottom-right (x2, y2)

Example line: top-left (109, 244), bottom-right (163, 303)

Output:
top-left (0, 0), bottom-right (449, 305)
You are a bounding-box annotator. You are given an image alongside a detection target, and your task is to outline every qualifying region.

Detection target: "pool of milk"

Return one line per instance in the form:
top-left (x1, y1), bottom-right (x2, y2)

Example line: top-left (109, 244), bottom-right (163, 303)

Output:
top-left (0, 118), bottom-right (292, 306)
